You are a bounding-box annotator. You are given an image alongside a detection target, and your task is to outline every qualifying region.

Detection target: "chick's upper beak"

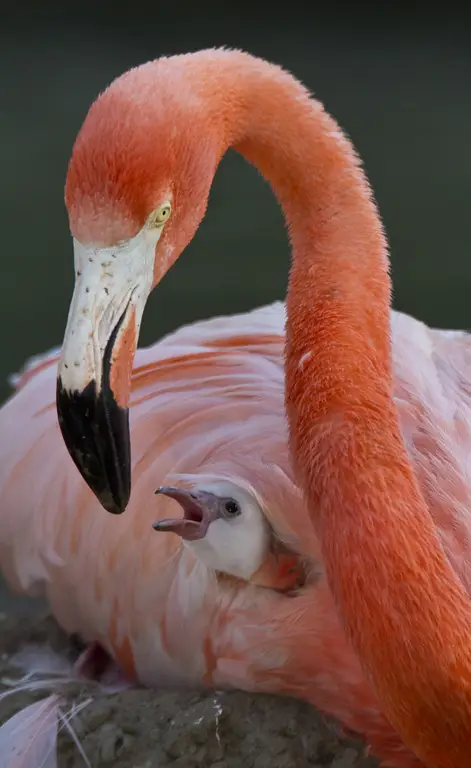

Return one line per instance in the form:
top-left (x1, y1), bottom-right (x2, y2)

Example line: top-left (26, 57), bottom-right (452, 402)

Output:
top-left (56, 231), bottom-right (159, 514)
top-left (153, 486), bottom-right (220, 541)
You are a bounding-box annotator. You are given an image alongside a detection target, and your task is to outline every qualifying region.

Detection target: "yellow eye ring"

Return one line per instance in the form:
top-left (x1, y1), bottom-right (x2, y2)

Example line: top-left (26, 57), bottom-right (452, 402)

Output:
top-left (148, 201), bottom-right (172, 228)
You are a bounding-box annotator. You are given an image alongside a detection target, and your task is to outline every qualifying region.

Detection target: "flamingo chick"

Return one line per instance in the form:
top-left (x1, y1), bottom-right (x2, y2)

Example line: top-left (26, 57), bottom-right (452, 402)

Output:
top-left (154, 482), bottom-right (273, 580)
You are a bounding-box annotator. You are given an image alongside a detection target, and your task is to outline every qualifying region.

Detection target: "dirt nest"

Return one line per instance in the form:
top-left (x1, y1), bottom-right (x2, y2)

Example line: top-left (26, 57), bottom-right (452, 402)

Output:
top-left (0, 613), bottom-right (379, 767)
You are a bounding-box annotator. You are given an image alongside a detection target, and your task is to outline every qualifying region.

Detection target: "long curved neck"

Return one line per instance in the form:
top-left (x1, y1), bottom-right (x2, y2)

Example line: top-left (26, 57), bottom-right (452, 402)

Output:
top-left (206, 52), bottom-right (471, 766)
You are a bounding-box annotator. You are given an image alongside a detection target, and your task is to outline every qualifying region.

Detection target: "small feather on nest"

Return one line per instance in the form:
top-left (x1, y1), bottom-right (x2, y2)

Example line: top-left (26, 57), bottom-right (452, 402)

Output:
top-left (0, 643), bottom-right (132, 767)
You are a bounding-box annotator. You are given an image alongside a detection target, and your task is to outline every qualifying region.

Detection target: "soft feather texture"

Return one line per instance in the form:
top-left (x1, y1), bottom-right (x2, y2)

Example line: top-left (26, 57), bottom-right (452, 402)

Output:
top-left (2, 300), bottom-right (471, 765)
top-left (0, 642), bottom-right (130, 767)
top-left (0, 694), bottom-right (61, 768)
top-left (0, 691), bottom-right (92, 768)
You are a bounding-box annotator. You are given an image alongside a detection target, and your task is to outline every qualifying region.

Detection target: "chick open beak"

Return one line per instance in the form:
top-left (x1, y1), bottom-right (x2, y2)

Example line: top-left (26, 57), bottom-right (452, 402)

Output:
top-left (153, 486), bottom-right (220, 541)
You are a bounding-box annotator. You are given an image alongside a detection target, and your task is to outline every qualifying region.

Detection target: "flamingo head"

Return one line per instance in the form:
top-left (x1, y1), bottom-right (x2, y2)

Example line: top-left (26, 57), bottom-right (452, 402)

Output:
top-left (56, 56), bottom-right (225, 514)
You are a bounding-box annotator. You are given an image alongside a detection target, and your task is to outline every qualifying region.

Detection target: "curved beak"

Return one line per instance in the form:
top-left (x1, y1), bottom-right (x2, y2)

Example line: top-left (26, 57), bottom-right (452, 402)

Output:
top-left (152, 486), bottom-right (220, 541)
top-left (56, 229), bottom-right (160, 514)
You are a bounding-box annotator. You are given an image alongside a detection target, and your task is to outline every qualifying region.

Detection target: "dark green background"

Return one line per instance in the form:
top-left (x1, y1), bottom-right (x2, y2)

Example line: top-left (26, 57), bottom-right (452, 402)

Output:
top-left (0, 6), bottom-right (470, 612)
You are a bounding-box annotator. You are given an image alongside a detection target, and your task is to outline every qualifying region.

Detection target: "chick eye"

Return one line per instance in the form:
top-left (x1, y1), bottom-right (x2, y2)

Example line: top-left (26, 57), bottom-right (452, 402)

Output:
top-left (148, 201), bottom-right (172, 228)
top-left (223, 499), bottom-right (241, 517)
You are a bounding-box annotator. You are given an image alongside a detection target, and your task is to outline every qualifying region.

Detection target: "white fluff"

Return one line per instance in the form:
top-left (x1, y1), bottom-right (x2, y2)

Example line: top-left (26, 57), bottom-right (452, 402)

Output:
top-left (183, 479), bottom-right (272, 579)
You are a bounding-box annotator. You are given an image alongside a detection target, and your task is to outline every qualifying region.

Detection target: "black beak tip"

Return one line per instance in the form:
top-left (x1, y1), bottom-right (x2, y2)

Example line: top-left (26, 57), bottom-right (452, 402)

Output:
top-left (56, 377), bottom-right (131, 515)
top-left (98, 489), bottom-right (129, 516)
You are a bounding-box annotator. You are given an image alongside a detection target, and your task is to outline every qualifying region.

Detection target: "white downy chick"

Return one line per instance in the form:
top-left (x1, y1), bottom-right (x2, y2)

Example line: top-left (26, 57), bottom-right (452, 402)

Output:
top-left (153, 480), bottom-right (271, 580)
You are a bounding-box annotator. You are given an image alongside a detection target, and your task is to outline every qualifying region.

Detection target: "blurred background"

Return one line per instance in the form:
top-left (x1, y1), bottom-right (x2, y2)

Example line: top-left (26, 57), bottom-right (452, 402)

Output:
top-left (0, 5), bottom-right (470, 615)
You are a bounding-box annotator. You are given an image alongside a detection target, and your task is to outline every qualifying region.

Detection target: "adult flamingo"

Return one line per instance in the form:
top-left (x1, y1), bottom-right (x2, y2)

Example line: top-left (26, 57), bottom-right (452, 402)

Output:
top-left (53, 49), bottom-right (471, 765)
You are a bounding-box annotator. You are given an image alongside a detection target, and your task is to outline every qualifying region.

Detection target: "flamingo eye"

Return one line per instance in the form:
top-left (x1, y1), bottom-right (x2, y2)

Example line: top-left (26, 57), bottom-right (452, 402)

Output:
top-left (148, 201), bottom-right (172, 228)
top-left (222, 499), bottom-right (241, 518)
